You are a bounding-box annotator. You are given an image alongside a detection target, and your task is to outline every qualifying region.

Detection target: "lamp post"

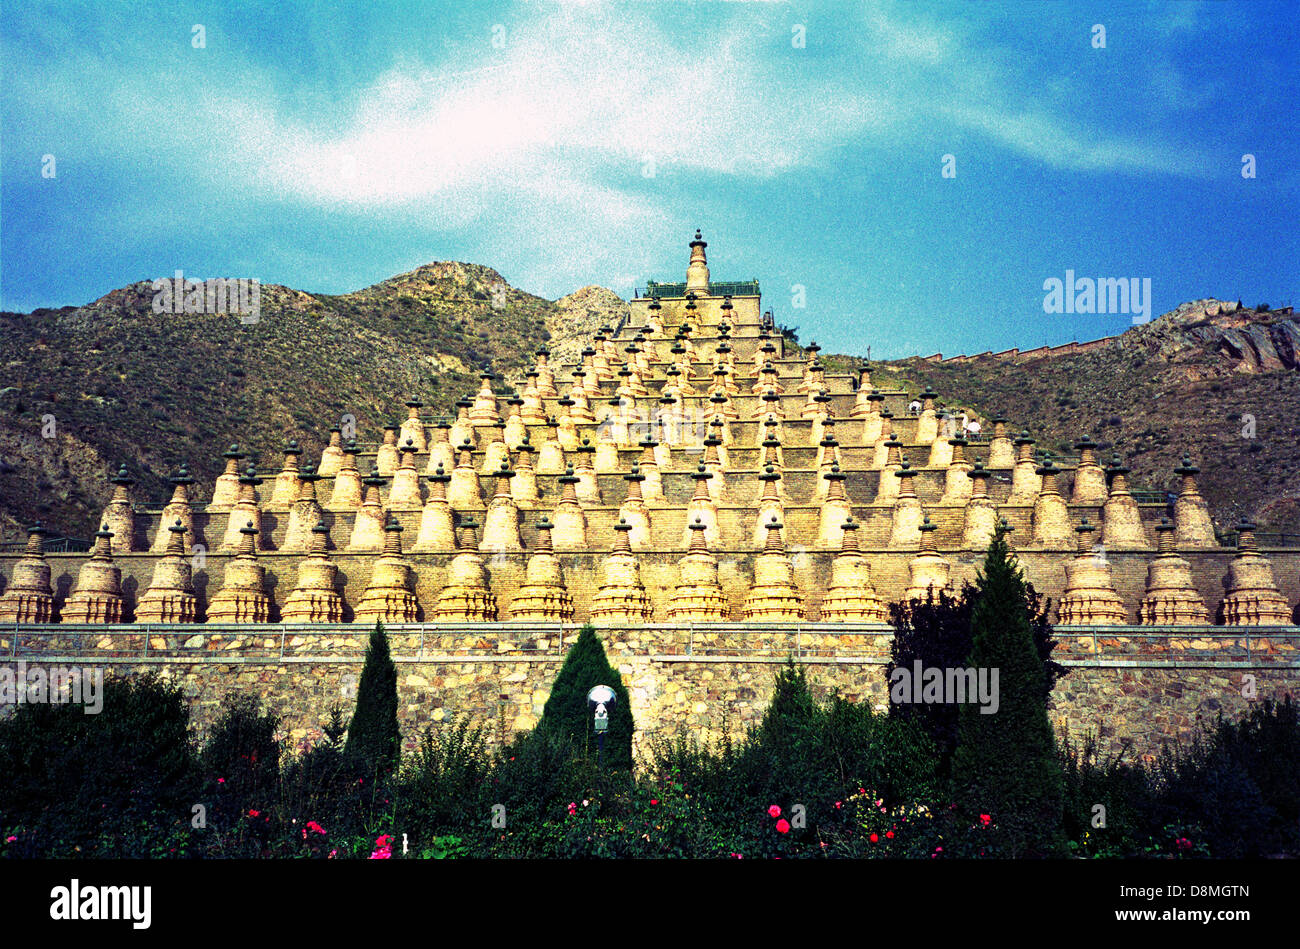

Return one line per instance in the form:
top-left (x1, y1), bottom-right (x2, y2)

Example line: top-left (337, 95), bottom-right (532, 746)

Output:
top-left (587, 684), bottom-right (616, 768)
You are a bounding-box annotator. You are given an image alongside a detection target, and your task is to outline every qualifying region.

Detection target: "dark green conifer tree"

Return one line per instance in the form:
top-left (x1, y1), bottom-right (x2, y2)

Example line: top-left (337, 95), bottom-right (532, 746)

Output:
top-left (951, 529), bottom-right (1064, 856)
top-left (537, 624), bottom-right (634, 769)
top-left (344, 622), bottom-right (401, 778)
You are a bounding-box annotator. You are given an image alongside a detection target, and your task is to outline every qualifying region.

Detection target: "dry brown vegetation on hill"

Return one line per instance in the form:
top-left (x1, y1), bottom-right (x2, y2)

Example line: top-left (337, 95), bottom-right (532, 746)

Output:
top-left (0, 263), bottom-right (597, 542)
top-left (882, 301), bottom-right (1300, 536)
top-left (2, 278), bottom-right (1294, 546)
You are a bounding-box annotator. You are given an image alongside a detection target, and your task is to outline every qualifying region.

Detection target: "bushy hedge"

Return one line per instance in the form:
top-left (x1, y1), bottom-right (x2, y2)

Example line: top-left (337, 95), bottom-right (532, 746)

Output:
top-left (0, 672), bottom-right (198, 858)
top-left (1, 661), bottom-right (1297, 859)
top-left (535, 624), bottom-right (634, 770)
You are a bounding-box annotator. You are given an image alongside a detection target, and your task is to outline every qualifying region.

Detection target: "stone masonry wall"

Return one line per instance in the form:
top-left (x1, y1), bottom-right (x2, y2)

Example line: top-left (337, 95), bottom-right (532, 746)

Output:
top-left (3, 623), bottom-right (1295, 765)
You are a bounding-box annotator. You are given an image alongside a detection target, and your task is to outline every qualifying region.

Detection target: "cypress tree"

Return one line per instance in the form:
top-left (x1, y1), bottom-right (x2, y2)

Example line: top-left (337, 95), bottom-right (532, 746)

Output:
top-left (536, 624), bottom-right (634, 769)
top-left (887, 580), bottom-right (1065, 778)
top-left (950, 530), bottom-right (1064, 856)
top-left (344, 622), bottom-right (401, 778)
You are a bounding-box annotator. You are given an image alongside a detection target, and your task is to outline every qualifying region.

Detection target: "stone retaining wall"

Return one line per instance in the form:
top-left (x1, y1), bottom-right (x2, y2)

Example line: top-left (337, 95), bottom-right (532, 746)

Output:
top-left (3, 623), bottom-right (1295, 764)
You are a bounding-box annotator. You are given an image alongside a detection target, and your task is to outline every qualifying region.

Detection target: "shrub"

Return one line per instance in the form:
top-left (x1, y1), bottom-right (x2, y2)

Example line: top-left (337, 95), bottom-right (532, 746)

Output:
top-left (1059, 738), bottom-right (1164, 857)
top-left (394, 718), bottom-right (492, 845)
top-left (536, 624), bottom-right (634, 770)
top-left (950, 531), bottom-right (1064, 857)
top-left (648, 660), bottom-right (940, 858)
top-left (0, 672), bottom-right (197, 857)
top-left (887, 577), bottom-right (1063, 778)
top-left (1152, 697), bottom-right (1300, 857)
top-left (199, 693), bottom-right (282, 827)
top-left (343, 623), bottom-right (401, 780)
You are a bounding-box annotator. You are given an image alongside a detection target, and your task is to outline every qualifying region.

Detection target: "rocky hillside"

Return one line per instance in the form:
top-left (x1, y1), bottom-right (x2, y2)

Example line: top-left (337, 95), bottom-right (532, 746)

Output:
top-left (4, 275), bottom-right (1295, 546)
top-left (547, 286), bottom-right (631, 368)
top-left (0, 263), bottom-right (597, 542)
top-left (885, 300), bottom-right (1300, 535)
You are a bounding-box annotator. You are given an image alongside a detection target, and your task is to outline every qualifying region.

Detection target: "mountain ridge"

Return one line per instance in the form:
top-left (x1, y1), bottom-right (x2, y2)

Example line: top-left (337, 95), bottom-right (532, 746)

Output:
top-left (2, 268), bottom-right (1296, 543)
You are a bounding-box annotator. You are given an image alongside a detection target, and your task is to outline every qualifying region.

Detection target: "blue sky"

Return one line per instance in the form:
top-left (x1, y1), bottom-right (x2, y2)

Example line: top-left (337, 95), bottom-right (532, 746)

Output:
top-left (2, 1), bottom-right (1296, 358)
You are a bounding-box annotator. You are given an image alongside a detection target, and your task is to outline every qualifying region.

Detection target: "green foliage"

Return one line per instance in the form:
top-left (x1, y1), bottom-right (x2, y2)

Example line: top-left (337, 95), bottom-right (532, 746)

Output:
top-left (887, 579), bottom-right (1064, 779)
top-left (1150, 697), bottom-right (1300, 857)
top-left (420, 835), bottom-right (469, 859)
top-left (343, 623), bottom-right (401, 779)
top-left (536, 624), bottom-right (634, 769)
top-left (648, 660), bottom-right (940, 857)
top-left (0, 672), bottom-right (197, 857)
top-left (1059, 738), bottom-right (1165, 858)
top-left (200, 693), bottom-right (281, 826)
top-left (950, 533), bottom-right (1064, 857)
top-left (394, 718), bottom-right (492, 844)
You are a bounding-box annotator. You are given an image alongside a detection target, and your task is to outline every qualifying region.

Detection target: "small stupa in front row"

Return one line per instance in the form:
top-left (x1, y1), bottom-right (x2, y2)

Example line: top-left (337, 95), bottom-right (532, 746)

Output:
top-left (1137, 518), bottom-right (1208, 625)
top-left (589, 519), bottom-right (653, 623)
top-left (1221, 520), bottom-right (1292, 626)
top-left (206, 521), bottom-right (272, 623)
top-left (432, 518), bottom-right (498, 622)
top-left (666, 517), bottom-right (730, 622)
top-left (0, 523), bottom-right (55, 623)
top-left (904, 516), bottom-right (953, 601)
top-left (355, 515), bottom-right (419, 624)
top-left (741, 518), bottom-right (804, 621)
top-left (61, 525), bottom-right (124, 624)
top-left (281, 523), bottom-right (345, 623)
top-left (819, 517), bottom-right (887, 623)
top-left (1056, 517), bottom-right (1127, 625)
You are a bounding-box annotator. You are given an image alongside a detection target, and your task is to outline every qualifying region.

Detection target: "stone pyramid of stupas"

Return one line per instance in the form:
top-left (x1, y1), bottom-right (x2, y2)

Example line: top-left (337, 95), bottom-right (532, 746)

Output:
top-left (7, 231), bottom-right (1296, 628)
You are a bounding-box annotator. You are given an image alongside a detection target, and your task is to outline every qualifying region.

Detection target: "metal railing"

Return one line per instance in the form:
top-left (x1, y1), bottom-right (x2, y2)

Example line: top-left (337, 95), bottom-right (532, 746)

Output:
top-left (0, 536), bottom-right (92, 554)
top-left (4, 623), bottom-right (1297, 668)
top-left (638, 281), bottom-right (761, 299)
top-left (1221, 530), bottom-right (1300, 548)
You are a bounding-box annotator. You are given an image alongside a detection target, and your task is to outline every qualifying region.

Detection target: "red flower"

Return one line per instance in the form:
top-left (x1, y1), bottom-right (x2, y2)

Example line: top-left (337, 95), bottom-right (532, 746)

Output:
top-left (247, 809), bottom-right (259, 818)
top-left (869, 833), bottom-right (878, 843)
top-left (650, 799), bottom-right (659, 806)
top-left (979, 814), bottom-right (992, 826)
top-left (306, 821), bottom-right (326, 835)
top-left (767, 805), bottom-right (781, 818)
top-left (775, 818), bottom-right (790, 834)
top-left (834, 801), bottom-right (843, 809)
top-left (885, 830), bottom-right (894, 839)
top-left (217, 778), bottom-right (225, 784)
